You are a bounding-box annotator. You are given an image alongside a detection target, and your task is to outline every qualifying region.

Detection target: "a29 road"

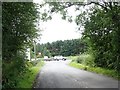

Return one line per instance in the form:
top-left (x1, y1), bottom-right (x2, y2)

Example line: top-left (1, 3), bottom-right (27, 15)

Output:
top-left (33, 60), bottom-right (118, 88)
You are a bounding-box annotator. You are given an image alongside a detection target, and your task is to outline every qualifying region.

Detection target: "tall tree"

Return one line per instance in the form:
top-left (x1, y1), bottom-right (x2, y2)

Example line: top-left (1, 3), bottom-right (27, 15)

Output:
top-left (2, 2), bottom-right (40, 88)
top-left (2, 2), bottom-right (40, 61)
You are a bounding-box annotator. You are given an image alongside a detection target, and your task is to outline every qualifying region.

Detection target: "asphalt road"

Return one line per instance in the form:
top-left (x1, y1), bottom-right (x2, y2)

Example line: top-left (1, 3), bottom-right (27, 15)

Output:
top-left (33, 60), bottom-right (118, 88)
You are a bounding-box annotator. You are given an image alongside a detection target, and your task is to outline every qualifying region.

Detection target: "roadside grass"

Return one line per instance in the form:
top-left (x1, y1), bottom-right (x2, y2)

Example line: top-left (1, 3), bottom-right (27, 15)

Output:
top-left (16, 59), bottom-right (44, 88)
top-left (69, 55), bottom-right (120, 80)
top-left (67, 56), bottom-right (79, 61)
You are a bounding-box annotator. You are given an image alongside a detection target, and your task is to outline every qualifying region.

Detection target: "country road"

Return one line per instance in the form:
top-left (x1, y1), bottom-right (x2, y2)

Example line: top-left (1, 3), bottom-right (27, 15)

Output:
top-left (33, 60), bottom-right (118, 88)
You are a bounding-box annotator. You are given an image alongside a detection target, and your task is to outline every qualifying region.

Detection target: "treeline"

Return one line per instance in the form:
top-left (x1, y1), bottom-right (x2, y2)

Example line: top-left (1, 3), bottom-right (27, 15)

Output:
top-left (36, 39), bottom-right (87, 57)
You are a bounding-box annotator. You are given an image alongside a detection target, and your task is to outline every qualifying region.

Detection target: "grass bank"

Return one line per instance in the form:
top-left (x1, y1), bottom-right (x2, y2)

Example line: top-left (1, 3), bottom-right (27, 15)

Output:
top-left (69, 55), bottom-right (120, 80)
top-left (16, 59), bottom-right (44, 88)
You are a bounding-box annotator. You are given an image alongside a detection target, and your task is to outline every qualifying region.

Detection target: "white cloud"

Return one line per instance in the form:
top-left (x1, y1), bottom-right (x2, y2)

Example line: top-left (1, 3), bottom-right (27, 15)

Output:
top-left (33, 0), bottom-right (44, 4)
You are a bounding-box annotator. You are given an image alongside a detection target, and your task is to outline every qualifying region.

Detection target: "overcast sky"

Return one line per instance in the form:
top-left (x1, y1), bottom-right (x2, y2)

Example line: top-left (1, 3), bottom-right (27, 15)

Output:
top-left (38, 14), bottom-right (81, 44)
top-left (34, 0), bottom-right (83, 44)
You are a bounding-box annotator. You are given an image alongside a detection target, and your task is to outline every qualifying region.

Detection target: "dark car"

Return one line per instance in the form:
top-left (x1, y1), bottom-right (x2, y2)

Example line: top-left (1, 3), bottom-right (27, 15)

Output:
top-left (62, 57), bottom-right (67, 61)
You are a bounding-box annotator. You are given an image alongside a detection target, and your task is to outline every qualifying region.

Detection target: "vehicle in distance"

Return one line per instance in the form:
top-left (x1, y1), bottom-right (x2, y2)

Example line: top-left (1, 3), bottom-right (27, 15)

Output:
top-left (44, 56), bottom-right (51, 61)
top-left (53, 56), bottom-right (59, 61)
top-left (54, 56), bottom-right (66, 61)
top-left (62, 57), bottom-right (67, 61)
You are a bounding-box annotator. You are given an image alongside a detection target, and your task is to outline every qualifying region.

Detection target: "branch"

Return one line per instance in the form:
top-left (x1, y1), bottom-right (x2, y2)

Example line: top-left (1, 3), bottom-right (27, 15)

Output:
top-left (91, 2), bottom-right (108, 11)
top-left (60, 2), bottom-right (109, 11)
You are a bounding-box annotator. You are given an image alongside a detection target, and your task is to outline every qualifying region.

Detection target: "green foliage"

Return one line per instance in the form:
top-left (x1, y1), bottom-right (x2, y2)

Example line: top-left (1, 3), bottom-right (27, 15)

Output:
top-left (2, 54), bottom-right (28, 88)
top-left (68, 56), bottom-right (80, 62)
top-left (83, 4), bottom-right (120, 70)
top-left (30, 59), bottom-right (43, 66)
top-left (16, 60), bottom-right (44, 88)
top-left (70, 54), bottom-right (95, 67)
top-left (3, 58), bottom-right (44, 88)
top-left (2, 2), bottom-right (40, 88)
top-left (2, 2), bottom-right (39, 60)
top-left (36, 39), bottom-right (87, 57)
top-left (36, 44), bottom-right (51, 57)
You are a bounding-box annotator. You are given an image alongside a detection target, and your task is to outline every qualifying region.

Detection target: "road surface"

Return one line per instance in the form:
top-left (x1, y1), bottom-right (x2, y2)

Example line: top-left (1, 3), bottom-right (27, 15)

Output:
top-left (33, 60), bottom-right (118, 88)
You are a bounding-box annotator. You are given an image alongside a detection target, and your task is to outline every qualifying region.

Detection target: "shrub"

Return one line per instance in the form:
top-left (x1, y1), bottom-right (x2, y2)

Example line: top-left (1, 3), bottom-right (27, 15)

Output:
top-left (82, 54), bottom-right (95, 67)
top-left (76, 56), bottom-right (82, 63)
top-left (30, 59), bottom-right (41, 66)
top-left (73, 54), bottom-right (95, 67)
top-left (2, 54), bottom-right (28, 88)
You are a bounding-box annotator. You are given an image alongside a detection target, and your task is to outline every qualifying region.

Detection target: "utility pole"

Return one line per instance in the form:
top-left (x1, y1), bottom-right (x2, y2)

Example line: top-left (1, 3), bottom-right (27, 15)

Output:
top-left (34, 41), bottom-right (36, 60)
top-left (27, 48), bottom-right (31, 61)
top-left (29, 47), bottom-right (31, 61)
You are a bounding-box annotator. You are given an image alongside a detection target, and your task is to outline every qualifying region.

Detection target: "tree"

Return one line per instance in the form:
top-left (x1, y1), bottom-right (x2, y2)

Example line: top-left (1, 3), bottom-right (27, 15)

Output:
top-left (2, 2), bottom-right (40, 61)
top-left (2, 2), bottom-right (40, 88)
top-left (83, 3), bottom-right (120, 70)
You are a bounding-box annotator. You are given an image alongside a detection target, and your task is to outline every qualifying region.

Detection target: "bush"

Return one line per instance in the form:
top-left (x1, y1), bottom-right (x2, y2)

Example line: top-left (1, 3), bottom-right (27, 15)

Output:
top-left (76, 56), bottom-right (82, 63)
top-left (16, 60), bottom-right (44, 88)
top-left (82, 54), bottom-right (95, 67)
top-left (73, 54), bottom-right (95, 67)
top-left (30, 59), bottom-right (41, 66)
top-left (26, 61), bottom-right (33, 68)
top-left (2, 54), bottom-right (28, 88)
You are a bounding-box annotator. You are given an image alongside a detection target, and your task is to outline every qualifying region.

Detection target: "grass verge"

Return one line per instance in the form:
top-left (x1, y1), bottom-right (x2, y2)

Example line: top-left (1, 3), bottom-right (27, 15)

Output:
top-left (16, 59), bottom-right (44, 88)
top-left (67, 56), bottom-right (79, 61)
top-left (69, 61), bottom-right (120, 80)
